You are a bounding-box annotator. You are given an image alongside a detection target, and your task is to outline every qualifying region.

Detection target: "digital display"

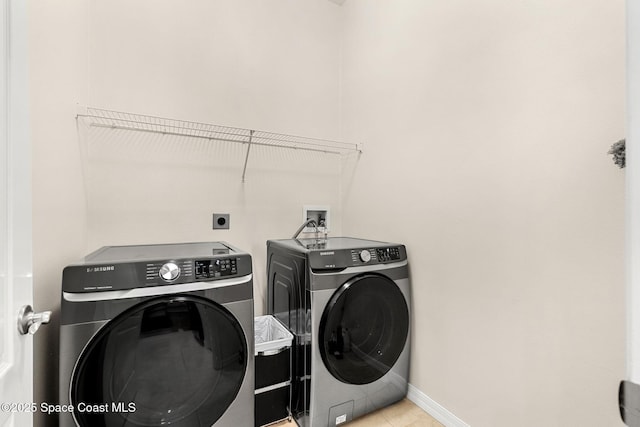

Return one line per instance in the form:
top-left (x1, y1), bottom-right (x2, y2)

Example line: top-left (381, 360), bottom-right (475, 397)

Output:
top-left (376, 247), bottom-right (401, 262)
top-left (195, 258), bottom-right (238, 279)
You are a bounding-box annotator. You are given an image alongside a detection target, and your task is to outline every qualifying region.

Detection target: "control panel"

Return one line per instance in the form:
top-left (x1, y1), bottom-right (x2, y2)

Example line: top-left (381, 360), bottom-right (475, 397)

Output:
top-left (195, 258), bottom-right (238, 279)
top-left (308, 243), bottom-right (405, 270)
top-left (62, 244), bottom-right (253, 293)
top-left (145, 257), bottom-right (239, 284)
top-left (348, 247), bottom-right (402, 265)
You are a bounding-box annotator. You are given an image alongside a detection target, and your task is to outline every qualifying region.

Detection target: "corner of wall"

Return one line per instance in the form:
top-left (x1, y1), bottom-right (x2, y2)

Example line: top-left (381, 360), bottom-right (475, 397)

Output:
top-left (407, 384), bottom-right (471, 427)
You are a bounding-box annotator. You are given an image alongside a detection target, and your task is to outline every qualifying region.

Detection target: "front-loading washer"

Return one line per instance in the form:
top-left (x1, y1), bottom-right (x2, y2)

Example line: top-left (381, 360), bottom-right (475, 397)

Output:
top-left (266, 237), bottom-right (411, 427)
top-left (59, 242), bottom-right (254, 427)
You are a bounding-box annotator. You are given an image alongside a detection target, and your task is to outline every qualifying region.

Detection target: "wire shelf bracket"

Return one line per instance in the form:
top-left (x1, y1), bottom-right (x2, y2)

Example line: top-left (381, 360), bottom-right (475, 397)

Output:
top-left (76, 106), bottom-right (362, 182)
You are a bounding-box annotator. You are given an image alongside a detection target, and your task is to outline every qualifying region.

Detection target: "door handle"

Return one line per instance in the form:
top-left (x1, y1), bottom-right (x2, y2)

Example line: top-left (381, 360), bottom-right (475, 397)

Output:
top-left (17, 305), bottom-right (51, 335)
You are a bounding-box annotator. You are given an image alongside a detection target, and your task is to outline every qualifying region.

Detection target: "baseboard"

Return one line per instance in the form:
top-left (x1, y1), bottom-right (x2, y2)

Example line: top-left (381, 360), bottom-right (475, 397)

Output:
top-left (407, 383), bottom-right (471, 427)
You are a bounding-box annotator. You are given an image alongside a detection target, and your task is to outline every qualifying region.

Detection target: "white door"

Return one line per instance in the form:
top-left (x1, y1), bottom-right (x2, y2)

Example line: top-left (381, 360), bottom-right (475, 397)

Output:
top-left (0, 1), bottom-right (36, 426)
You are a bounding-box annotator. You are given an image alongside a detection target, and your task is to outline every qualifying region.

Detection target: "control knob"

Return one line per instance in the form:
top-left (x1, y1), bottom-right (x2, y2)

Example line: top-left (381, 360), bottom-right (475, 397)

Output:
top-left (159, 262), bottom-right (180, 282)
top-left (359, 250), bottom-right (372, 263)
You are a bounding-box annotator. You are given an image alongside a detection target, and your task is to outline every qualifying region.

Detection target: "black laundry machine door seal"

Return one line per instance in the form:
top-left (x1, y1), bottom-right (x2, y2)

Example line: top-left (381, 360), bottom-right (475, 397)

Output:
top-left (70, 295), bottom-right (247, 427)
top-left (319, 273), bottom-right (409, 385)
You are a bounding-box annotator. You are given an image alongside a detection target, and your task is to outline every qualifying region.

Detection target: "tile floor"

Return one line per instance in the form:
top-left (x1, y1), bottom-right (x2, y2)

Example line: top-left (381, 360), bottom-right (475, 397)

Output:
top-left (272, 399), bottom-right (443, 427)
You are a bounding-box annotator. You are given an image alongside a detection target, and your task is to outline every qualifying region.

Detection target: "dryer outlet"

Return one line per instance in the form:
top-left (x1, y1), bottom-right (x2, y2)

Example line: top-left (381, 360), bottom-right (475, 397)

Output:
top-left (213, 213), bottom-right (230, 229)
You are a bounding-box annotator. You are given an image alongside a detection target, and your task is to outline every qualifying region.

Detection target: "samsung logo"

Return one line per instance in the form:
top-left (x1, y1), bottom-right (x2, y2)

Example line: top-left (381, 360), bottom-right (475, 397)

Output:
top-left (319, 251), bottom-right (335, 256)
top-left (86, 266), bottom-right (115, 273)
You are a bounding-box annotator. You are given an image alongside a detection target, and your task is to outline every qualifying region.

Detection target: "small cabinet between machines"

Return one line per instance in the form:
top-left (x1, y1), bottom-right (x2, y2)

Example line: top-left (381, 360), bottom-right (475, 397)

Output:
top-left (255, 315), bottom-right (293, 427)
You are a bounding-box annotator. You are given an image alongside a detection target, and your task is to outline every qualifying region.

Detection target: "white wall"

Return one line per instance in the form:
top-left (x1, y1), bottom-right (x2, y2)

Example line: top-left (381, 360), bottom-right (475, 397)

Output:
top-left (29, 1), bottom-right (89, 425)
top-left (29, 1), bottom-right (344, 425)
top-left (340, 1), bottom-right (625, 426)
top-left (79, 0), bottom-right (345, 309)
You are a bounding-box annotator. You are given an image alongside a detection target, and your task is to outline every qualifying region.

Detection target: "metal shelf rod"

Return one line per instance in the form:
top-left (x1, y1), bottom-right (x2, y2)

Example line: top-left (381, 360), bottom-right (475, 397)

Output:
top-left (241, 130), bottom-right (254, 183)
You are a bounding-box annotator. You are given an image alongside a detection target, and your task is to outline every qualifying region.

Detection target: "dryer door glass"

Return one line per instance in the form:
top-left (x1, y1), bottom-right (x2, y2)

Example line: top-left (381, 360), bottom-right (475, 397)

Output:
top-left (71, 295), bottom-right (247, 427)
top-left (319, 274), bottom-right (409, 385)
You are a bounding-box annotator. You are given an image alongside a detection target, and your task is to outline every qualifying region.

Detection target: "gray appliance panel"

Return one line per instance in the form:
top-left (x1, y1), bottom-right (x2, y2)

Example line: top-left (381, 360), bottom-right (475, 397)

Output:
top-left (62, 242), bottom-right (252, 293)
top-left (309, 262), bottom-right (408, 291)
top-left (60, 277), bottom-right (252, 325)
top-left (308, 277), bottom-right (411, 427)
top-left (60, 241), bottom-right (255, 427)
top-left (268, 237), bottom-right (402, 253)
top-left (81, 242), bottom-right (244, 263)
top-left (266, 236), bottom-right (411, 427)
top-left (267, 238), bottom-right (406, 270)
top-left (59, 295), bottom-right (255, 427)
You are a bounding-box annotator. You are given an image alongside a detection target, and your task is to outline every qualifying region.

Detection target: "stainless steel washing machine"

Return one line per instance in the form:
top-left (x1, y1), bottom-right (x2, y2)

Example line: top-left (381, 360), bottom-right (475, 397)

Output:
top-left (267, 237), bottom-right (411, 427)
top-left (59, 242), bottom-right (254, 427)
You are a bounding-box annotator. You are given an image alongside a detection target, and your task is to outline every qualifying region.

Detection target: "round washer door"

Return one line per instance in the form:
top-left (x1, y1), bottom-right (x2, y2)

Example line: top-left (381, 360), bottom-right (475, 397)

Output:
top-left (319, 273), bottom-right (409, 385)
top-left (71, 295), bottom-right (247, 427)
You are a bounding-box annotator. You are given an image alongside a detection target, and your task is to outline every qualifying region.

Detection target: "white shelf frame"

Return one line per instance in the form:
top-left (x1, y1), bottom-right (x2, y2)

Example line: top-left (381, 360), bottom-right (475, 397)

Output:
top-left (76, 106), bottom-right (362, 182)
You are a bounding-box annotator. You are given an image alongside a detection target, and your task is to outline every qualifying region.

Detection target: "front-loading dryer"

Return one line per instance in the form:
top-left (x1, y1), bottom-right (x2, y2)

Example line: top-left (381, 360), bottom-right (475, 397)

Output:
top-left (59, 242), bottom-right (254, 427)
top-left (266, 237), bottom-right (411, 427)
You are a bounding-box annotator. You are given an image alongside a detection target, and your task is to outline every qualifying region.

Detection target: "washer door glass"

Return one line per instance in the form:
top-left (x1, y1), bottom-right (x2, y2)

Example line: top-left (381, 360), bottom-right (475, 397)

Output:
top-left (319, 274), bottom-right (409, 385)
top-left (71, 295), bottom-right (247, 427)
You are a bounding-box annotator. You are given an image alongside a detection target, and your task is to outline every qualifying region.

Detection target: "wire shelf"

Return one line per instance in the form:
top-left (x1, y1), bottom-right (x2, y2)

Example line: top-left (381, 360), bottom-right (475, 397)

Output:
top-left (76, 107), bottom-right (361, 182)
top-left (77, 107), bottom-right (361, 154)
